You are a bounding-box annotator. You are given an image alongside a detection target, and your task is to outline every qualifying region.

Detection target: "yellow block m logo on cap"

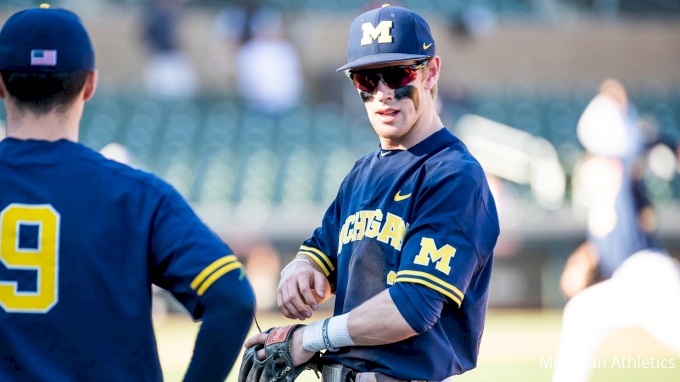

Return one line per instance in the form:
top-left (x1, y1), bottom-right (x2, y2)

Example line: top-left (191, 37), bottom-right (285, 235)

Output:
top-left (361, 21), bottom-right (393, 45)
top-left (413, 237), bottom-right (457, 275)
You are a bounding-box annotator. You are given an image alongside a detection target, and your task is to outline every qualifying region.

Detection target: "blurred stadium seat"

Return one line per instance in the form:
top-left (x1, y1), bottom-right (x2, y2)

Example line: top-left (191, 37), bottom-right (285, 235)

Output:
top-left (77, 81), bottom-right (679, 210)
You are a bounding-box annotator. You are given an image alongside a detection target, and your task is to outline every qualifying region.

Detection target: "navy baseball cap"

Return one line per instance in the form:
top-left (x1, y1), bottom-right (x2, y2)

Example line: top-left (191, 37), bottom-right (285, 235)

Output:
top-left (0, 4), bottom-right (94, 73)
top-left (337, 4), bottom-right (435, 72)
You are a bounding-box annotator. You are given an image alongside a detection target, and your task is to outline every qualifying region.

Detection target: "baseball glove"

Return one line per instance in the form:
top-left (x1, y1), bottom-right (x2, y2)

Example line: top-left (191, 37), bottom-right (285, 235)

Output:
top-left (239, 325), bottom-right (320, 382)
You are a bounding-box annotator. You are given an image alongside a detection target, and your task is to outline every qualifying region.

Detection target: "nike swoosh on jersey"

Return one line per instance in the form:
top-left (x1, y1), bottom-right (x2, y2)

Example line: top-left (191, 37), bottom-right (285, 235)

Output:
top-left (394, 191), bottom-right (411, 201)
top-left (423, 42), bottom-right (432, 50)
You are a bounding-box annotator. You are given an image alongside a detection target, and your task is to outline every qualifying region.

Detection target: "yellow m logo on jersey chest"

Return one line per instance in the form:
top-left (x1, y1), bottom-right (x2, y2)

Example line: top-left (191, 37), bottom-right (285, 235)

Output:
top-left (413, 237), bottom-right (457, 275)
top-left (361, 21), bottom-right (393, 45)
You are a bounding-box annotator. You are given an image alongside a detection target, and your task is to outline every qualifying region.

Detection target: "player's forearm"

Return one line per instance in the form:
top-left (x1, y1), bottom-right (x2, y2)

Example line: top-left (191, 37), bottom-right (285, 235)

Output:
top-left (184, 275), bottom-right (255, 382)
top-left (184, 307), bottom-right (251, 382)
top-left (301, 289), bottom-right (416, 354)
top-left (347, 289), bottom-right (417, 345)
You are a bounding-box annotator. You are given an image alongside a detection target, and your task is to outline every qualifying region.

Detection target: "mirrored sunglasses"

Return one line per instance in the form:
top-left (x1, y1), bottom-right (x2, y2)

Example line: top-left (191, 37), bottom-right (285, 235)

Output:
top-left (346, 60), bottom-right (429, 93)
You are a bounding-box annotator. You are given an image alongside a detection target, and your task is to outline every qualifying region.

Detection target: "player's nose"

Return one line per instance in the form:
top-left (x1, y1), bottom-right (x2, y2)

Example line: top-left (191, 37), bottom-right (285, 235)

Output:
top-left (374, 79), bottom-right (394, 102)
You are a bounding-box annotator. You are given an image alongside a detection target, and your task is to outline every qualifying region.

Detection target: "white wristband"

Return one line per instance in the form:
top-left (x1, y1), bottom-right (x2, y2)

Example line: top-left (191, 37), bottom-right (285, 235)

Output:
top-left (302, 313), bottom-right (355, 352)
top-left (302, 319), bottom-right (325, 352)
top-left (327, 313), bottom-right (355, 349)
top-left (280, 258), bottom-right (311, 277)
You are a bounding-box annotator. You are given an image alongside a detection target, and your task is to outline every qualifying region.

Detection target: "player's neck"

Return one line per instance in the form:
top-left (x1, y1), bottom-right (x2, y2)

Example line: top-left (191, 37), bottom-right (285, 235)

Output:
top-left (5, 104), bottom-right (82, 142)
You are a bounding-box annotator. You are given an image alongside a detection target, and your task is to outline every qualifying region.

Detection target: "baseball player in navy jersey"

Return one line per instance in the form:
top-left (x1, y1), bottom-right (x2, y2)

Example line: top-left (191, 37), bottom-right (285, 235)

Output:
top-left (0, 6), bottom-right (254, 381)
top-left (553, 80), bottom-right (680, 382)
top-left (245, 5), bottom-right (500, 381)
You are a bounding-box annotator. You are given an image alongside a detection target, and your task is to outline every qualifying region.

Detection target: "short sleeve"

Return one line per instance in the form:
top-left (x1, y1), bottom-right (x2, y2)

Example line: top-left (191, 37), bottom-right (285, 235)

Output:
top-left (150, 186), bottom-right (244, 319)
top-left (395, 170), bottom-right (499, 307)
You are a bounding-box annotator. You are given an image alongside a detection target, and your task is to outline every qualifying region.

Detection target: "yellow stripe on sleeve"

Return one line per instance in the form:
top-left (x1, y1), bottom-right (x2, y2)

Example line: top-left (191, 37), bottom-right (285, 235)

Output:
top-left (297, 251), bottom-right (330, 277)
top-left (394, 277), bottom-right (462, 307)
top-left (190, 255), bottom-right (238, 290)
top-left (396, 270), bottom-right (464, 300)
top-left (299, 245), bottom-right (335, 271)
top-left (196, 262), bottom-right (244, 296)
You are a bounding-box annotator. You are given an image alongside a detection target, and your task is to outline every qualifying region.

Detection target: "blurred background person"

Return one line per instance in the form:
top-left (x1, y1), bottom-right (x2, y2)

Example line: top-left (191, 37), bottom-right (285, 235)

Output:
top-left (235, 7), bottom-right (302, 115)
top-left (554, 79), bottom-right (680, 382)
top-left (210, 0), bottom-right (264, 91)
top-left (212, 1), bottom-right (261, 46)
top-left (141, 0), bottom-right (197, 99)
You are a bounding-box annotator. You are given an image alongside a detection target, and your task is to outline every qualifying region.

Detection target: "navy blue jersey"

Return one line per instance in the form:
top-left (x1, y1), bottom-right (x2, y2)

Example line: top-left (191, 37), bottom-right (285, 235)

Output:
top-left (0, 138), bottom-right (244, 381)
top-left (297, 128), bottom-right (500, 380)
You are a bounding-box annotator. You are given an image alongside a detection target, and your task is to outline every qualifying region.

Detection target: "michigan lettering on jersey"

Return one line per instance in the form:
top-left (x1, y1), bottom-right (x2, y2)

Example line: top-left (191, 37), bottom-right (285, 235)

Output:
top-left (413, 237), bottom-right (457, 275)
top-left (361, 21), bottom-right (393, 45)
top-left (338, 209), bottom-right (408, 253)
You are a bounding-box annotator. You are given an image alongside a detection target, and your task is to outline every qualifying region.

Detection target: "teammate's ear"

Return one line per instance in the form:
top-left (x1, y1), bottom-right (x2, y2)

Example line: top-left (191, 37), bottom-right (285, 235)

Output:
top-left (422, 56), bottom-right (440, 93)
top-left (83, 70), bottom-right (98, 102)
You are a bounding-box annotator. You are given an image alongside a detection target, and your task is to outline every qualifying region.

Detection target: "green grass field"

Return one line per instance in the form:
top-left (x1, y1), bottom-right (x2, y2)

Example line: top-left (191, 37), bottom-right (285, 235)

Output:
top-left (154, 309), bottom-right (680, 382)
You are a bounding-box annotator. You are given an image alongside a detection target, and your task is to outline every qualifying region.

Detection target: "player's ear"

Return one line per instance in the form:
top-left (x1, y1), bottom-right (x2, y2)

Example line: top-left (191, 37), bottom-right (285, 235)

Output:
top-left (0, 75), bottom-right (7, 100)
top-left (422, 56), bottom-right (440, 94)
top-left (82, 70), bottom-right (98, 102)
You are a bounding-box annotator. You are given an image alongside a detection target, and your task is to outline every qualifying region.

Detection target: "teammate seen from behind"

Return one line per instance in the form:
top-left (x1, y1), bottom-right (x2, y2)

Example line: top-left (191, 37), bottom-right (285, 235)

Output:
top-left (0, 6), bottom-right (254, 381)
top-left (243, 5), bottom-right (500, 381)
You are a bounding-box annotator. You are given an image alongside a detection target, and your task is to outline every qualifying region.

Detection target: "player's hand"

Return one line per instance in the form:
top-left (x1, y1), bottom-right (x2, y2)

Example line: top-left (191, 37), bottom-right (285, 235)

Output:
top-left (244, 327), bottom-right (316, 367)
top-left (278, 260), bottom-right (327, 320)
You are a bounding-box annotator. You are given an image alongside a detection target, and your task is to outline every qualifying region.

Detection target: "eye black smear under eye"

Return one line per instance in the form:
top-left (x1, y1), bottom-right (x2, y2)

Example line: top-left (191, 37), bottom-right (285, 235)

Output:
top-left (395, 85), bottom-right (419, 110)
top-left (360, 91), bottom-right (374, 103)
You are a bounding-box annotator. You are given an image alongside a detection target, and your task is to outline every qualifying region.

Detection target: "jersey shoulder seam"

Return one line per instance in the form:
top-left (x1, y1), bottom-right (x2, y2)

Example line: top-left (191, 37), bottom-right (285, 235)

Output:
top-left (73, 148), bottom-right (202, 230)
top-left (421, 151), bottom-right (494, 266)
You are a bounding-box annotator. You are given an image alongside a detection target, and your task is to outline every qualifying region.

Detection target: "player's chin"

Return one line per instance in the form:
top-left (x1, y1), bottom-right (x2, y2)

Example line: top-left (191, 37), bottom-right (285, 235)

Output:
top-left (372, 122), bottom-right (408, 139)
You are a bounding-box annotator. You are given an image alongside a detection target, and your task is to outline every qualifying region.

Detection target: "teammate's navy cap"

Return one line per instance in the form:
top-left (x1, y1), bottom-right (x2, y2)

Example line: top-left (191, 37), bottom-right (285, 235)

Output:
top-left (0, 4), bottom-right (94, 73)
top-left (337, 4), bottom-right (435, 72)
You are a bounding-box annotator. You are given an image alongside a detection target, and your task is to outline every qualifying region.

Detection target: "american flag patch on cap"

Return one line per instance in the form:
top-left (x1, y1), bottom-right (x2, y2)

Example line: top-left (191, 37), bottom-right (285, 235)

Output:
top-left (31, 49), bottom-right (57, 66)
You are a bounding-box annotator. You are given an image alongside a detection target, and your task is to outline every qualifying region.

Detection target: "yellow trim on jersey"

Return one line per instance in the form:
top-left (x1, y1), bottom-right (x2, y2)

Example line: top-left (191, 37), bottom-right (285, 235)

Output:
top-left (396, 270), bottom-right (464, 300)
top-left (394, 277), bottom-right (462, 307)
top-left (297, 251), bottom-right (330, 277)
top-left (190, 255), bottom-right (238, 290)
top-left (299, 245), bottom-right (335, 272)
top-left (196, 262), bottom-right (244, 296)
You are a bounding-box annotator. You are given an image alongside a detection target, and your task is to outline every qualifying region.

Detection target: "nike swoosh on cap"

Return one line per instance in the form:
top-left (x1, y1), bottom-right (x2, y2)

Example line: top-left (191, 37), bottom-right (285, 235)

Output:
top-left (423, 43), bottom-right (432, 50)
